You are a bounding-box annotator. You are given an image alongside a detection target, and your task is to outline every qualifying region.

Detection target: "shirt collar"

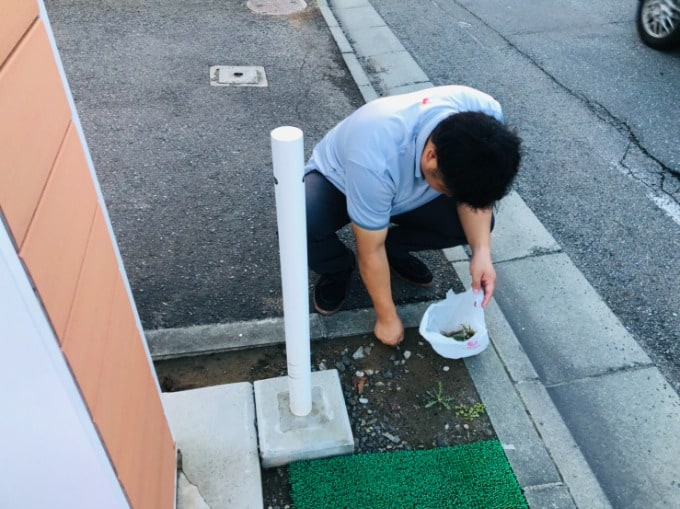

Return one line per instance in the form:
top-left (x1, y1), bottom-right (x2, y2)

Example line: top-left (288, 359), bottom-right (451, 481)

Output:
top-left (414, 107), bottom-right (452, 178)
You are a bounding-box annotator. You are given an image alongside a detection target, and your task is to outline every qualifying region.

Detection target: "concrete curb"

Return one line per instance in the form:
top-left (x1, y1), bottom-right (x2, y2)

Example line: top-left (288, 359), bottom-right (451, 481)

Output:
top-left (146, 301), bottom-right (429, 360)
top-left (318, 0), bottom-right (433, 98)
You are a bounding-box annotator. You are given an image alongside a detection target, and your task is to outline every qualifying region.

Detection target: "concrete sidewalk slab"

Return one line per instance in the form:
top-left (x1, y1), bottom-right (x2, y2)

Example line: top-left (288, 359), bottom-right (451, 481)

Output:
top-left (162, 383), bottom-right (262, 509)
top-left (516, 381), bottom-right (612, 509)
top-left (490, 191), bottom-right (563, 262)
top-left (494, 253), bottom-right (652, 385)
top-left (332, 4), bottom-right (386, 29)
top-left (550, 367), bottom-right (680, 509)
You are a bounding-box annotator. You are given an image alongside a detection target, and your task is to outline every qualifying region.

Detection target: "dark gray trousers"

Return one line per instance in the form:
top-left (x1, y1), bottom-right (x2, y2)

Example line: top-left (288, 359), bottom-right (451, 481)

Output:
top-left (305, 171), bottom-right (490, 275)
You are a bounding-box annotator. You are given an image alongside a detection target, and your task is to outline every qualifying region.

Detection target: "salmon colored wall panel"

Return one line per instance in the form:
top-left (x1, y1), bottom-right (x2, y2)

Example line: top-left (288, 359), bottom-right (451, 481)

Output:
top-left (139, 380), bottom-right (177, 509)
top-left (62, 209), bottom-right (119, 406)
top-left (20, 124), bottom-right (98, 340)
top-left (0, 7), bottom-right (176, 507)
top-left (138, 393), bottom-right (165, 509)
top-left (109, 350), bottom-right (155, 508)
top-left (93, 271), bottom-right (176, 509)
top-left (93, 276), bottom-right (146, 461)
top-left (156, 420), bottom-right (177, 509)
top-left (120, 361), bottom-right (175, 509)
top-left (142, 384), bottom-right (175, 509)
top-left (0, 20), bottom-right (71, 246)
top-left (0, 0), bottom-right (38, 64)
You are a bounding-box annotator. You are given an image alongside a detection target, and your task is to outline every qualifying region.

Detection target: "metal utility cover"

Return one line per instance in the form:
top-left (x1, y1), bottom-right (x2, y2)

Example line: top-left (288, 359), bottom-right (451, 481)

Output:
top-left (210, 66), bottom-right (268, 87)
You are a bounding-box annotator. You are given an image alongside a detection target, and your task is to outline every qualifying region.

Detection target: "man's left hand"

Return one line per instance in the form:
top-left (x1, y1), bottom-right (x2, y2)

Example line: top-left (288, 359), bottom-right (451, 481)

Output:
top-left (469, 247), bottom-right (495, 307)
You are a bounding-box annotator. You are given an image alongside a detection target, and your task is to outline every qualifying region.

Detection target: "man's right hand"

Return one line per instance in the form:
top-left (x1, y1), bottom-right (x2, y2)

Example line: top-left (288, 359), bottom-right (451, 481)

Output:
top-left (374, 313), bottom-right (404, 346)
top-left (351, 223), bottom-right (404, 347)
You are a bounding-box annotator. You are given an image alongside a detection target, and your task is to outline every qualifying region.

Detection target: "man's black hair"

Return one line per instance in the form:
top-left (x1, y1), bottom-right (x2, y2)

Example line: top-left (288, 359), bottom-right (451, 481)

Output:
top-left (430, 111), bottom-right (521, 209)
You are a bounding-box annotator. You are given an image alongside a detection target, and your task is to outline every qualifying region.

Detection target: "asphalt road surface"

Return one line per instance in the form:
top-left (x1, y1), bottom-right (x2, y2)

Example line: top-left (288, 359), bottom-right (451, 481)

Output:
top-left (47, 0), bottom-right (465, 328)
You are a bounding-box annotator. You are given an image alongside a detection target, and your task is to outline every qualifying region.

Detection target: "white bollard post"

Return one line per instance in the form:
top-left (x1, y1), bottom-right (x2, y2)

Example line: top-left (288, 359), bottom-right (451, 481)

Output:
top-left (271, 126), bottom-right (312, 417)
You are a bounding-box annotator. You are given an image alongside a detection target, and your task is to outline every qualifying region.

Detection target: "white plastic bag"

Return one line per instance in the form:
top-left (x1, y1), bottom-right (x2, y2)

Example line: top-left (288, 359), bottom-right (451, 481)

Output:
top-left (418, 288), bottom-right (489, 359)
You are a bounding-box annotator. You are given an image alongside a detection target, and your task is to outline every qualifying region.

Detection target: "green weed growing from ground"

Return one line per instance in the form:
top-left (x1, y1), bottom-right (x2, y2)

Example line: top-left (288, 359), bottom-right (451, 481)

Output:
top-left (424, 381), bottom-right (455, 410)
top-left (455, 402), bottom-right (486, 421)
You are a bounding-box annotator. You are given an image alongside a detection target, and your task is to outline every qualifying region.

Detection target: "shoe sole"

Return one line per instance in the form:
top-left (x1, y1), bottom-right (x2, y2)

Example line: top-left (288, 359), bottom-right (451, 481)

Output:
top-left (313, 292), bottom-right (345, 316)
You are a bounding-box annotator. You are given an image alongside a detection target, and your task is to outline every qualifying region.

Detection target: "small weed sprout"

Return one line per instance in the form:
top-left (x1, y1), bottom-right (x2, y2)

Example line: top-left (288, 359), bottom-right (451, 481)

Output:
top-left (455, 402), bottom-right (486, 421)
top-left (425, 381), bottom-right (455, 410)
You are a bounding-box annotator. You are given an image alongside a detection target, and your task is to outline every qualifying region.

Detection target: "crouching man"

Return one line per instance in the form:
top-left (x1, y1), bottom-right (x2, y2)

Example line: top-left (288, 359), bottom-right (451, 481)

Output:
top-left (305, 85), bottom-right (521, 346)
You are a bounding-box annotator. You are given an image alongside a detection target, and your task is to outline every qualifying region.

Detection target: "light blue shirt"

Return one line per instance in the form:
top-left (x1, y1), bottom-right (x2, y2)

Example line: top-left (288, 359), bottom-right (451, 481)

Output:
top-left (305, 85), bottom-right (504, 230)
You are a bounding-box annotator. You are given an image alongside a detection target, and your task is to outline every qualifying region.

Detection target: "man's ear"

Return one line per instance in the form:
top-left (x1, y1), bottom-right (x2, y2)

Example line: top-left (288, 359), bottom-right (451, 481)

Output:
top-left (425, 140), bottom-right (437, 162)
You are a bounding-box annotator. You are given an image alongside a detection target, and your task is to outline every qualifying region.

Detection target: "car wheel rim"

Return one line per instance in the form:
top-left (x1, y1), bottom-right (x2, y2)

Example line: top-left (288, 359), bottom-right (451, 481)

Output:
top-left (642, 0), bottom-right (680, 38)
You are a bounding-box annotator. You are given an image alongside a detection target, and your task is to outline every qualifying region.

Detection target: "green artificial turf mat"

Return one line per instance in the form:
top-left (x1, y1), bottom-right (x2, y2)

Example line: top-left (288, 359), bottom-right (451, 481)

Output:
top-left (288, 440), bottom-right (527, 509)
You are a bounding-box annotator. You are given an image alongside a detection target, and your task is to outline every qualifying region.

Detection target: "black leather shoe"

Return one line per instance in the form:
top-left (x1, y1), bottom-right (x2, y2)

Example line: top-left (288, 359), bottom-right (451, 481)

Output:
top-left (313, 267), bottom-right (353, 315)
top-left (388, 254), bottom-right (433, 287)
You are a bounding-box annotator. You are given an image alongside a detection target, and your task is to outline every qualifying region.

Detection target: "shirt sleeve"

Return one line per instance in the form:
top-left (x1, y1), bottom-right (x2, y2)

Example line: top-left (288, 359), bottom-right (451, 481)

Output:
top-left (344, 158), bottom-right (395, 231)
top-left (458, 86), bottom-right (504, 122)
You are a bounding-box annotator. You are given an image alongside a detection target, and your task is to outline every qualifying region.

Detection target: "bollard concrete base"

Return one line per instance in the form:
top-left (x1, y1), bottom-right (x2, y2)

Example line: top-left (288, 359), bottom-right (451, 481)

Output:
top-left (254, 369), bottom-right (354, 468)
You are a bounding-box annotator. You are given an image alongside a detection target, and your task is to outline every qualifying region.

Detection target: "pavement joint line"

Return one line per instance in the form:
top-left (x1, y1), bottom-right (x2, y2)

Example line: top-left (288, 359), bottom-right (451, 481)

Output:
top-left (523, 482), bottom-right (568, 492)
top-left (492, 343), bottom-right (540, 384)
top-left (493, 248), bottom-right (564, 264)
top-left (542, 362), bottom-right (656, 389)
top-left (314, 312), bottom-right (329, 340)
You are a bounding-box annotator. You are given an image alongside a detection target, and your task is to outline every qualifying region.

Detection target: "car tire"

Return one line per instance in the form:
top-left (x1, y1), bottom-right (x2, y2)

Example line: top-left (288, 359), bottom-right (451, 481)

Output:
top-left (636, 0), bottom-right (680, 50)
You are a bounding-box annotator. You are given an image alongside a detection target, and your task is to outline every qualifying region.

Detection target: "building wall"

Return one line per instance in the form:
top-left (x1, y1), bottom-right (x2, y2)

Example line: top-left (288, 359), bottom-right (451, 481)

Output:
top-left (0, 2), bottom-right (176, 507)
